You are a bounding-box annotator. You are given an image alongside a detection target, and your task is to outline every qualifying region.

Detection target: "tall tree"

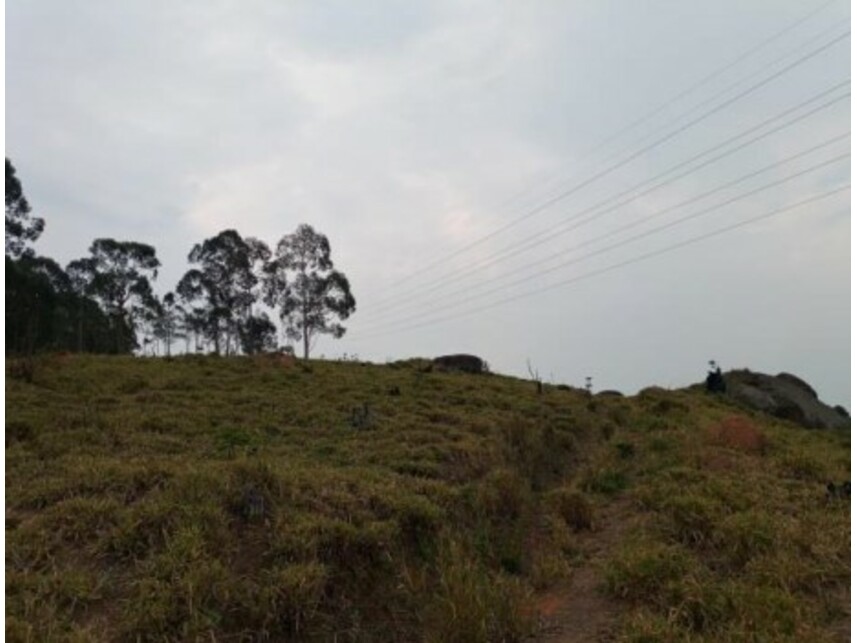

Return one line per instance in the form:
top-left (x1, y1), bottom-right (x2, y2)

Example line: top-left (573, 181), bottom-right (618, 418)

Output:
top-left (150, 292), bottom-right (185, 357)
top-left (3, 164), bottom-right (132, 356)
top-left (264, 224), bottom-right (355, 359)
top-left (5, 158), bottom-right (45, 258)
top-left (176, 230), bottom-right (269, 355)
top-left (67, 239), bottom-right (160, 351)
top-left (6, 254), bottom-right (121, 355)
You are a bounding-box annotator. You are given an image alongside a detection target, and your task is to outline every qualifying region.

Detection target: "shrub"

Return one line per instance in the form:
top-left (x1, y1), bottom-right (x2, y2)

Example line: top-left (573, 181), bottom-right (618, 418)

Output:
top-left (6, 420), bottom-right (34, 446)
top-left (476, 469), bottom-right (530, 524)
top-left (615, 441), bottom-right (636, 459)
top-left (215, 427), bottom-right (256, 458)
top-left (551, 488), bottom-right (594, 532)
top-left (394, 495), bottom-right (443, 559)
top-left (424, 539), bottom-right (535, 642)
top-left (778, 452), bottom-right (827, 481)
top-left (604, 541), bottom-right (692, 603)
top-left (660, 494), bottom-right (722, 547)
top-left (707, 416), bottom-right (767, 454)
top-left (714, 511), bottom-right (776, 568)
top-left (583, 468), bottom-right (628, 495)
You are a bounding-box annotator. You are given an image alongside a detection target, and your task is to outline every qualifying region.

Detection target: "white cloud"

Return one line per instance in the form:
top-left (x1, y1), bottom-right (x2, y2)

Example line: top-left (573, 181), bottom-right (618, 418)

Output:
top-left (6, 0), bottom-right (850, 404)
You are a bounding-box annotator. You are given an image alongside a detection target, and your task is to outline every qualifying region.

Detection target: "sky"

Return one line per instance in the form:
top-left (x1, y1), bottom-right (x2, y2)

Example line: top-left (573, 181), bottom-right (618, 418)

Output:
top-left (6, 0), bottom-right (852, 406)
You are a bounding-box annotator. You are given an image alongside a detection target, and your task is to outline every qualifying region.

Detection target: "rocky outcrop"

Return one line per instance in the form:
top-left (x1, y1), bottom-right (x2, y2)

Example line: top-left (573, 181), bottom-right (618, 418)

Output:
top-left (431, 354), bottom-right (487, 374)
top-left (720, 369), bottom-right (848, 430)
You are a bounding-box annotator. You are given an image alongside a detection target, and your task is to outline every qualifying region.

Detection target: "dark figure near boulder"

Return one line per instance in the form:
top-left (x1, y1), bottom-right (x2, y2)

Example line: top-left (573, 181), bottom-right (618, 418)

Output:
top-left (826, 481), bottom-right (850, 500)
top-left (432, 354), bottom-right (487, 374)
top-left (706, 362), bottom-right (726, 394)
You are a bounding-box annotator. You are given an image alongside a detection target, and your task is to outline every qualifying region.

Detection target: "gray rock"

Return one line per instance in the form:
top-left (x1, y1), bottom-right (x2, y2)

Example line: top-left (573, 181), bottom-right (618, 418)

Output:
top-left (723, 369), bottom-right (848, 430)
top-left (432, 354), bottom-right (487, 374)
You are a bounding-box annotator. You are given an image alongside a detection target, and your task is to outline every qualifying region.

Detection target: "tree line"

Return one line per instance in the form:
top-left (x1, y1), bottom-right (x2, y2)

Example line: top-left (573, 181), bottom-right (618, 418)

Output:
top-left (5, 158), bottom-right (355, 358)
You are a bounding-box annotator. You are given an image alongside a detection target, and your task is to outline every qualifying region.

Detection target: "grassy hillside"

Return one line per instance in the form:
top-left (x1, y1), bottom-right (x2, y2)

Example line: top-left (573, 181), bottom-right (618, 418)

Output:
top-left (5, 355), bottom-right (850, 642)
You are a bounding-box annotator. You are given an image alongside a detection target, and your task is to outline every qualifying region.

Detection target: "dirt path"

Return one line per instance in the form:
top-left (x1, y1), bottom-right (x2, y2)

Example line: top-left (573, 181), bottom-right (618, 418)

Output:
top-left (535, 497), bottom-right (637, 642)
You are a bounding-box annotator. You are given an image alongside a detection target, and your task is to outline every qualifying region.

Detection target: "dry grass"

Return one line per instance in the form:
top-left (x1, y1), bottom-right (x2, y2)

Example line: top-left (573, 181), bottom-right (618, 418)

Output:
top-left (5, 355), bottom-right (850, 642)
top-left (6, 354), bottom-right (599, 642)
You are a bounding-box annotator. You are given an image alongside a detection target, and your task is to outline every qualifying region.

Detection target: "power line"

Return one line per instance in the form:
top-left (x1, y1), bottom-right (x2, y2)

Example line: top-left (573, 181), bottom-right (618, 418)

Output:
top-left (362, 81), bottom-right (850, 319)
top-left (484, 0), bottom-right (841, 218)
top-left (510, 15), bottom-right (848, 221)
top-left (347, 183), bottom-right (849, 341)
top-left (368, 29), bottom-right (850, 306)
top-left (354, 151), bottom-right (849, 331)
top-left (360, 134), bottom-right (849, 327)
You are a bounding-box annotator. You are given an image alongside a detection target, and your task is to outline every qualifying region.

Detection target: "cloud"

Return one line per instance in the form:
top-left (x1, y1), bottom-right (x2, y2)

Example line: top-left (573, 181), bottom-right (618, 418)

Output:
top-left (6, 0), bottom-right (850, 405)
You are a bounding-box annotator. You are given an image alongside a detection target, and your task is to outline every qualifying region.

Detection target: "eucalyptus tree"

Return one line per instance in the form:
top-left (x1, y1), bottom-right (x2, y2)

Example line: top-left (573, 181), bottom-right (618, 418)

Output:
top-left (150, 292), bottom-right (185, 357)
top-left (5, 158), bottom-right (44, 258)
top-left (67, 239), bottom-right (160, 351)
top-left (176, 229), bottom-right (270, 355)
top-left (264, 224), bottom-right (355, 359)
top-left (238, 312), bottom-right (277, 355)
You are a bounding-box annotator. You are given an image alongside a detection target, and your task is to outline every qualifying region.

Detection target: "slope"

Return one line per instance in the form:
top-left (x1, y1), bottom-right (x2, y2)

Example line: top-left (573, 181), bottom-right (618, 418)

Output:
top-left (5, 355), bottom-right (850, 642)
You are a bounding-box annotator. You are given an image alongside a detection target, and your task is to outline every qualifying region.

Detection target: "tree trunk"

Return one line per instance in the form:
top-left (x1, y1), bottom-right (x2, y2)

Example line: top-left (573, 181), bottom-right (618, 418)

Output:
top-left (302, 296), bottom-right (310, 359)
top-left (77, 302), bottom-right (84, 352)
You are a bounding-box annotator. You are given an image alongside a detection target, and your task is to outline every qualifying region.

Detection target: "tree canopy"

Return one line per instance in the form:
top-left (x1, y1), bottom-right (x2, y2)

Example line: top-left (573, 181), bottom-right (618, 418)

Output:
top-left (67, 239), bottom-right (161, 351)
top-left (177, 230), bottom-right (270, 355)
top-left (5, 158), bottom-right (44, 259)
top-left (5, 160), bottom-right (128, 355)
top-left (264, 224), bottom-right (355, 359)
top-left (4, 157), bottom-right (355, 359)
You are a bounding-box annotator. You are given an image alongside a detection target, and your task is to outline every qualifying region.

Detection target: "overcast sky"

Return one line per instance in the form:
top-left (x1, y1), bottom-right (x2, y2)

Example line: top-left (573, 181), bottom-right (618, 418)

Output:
top-left (6, 0), bottom-right (851, 406)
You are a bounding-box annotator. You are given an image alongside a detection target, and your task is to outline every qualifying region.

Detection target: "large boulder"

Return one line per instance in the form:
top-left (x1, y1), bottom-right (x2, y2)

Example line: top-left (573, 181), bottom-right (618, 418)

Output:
top-left (721, 369), bottom-right (848, 430)
top-left (431, 354), bottom-right (487, 374)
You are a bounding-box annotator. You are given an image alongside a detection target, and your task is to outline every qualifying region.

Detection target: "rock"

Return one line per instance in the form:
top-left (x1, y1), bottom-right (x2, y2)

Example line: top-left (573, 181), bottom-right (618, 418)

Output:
top-left (596, 390), bottom-right (624, 398)
top-left (431, 354), bottom-right (487, 374)
top-left (722, 369), bottom-right (847, 430)
top-left (775, 372), bottom-right (818, 399)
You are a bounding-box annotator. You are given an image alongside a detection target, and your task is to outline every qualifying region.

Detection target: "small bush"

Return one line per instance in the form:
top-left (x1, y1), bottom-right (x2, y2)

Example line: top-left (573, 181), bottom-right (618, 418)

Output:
top-left (714, 511), bottom-right (776, 568)
top-left (235, 562), bottom-right (328, 637)
top-left (6, 420), bottom-right (34, 446)
top-left (707, 416), bottom-right (767, 454)
top-left (551, 488), bottom-right (593, 532)
top-left (215, 427), bottom-right (256, 458)
top-left (227, 461), bottom-right (279, 523)
top-left (477, 469), bottom-right (530, 524)
top-left (394, 495), bottom-right (443, 558)
top-left (615, 441), bottom-right (636, 459)
top-left (778, 452), bottom-right (827, 481)
top-left (583, 468), bottom-right (628, 495)
top-left (661, 494), bottom-right (722, 547)
top-left (424, 539), bottom-right (535, 642)
top-left (604, 541), bottom-right (692, 603)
